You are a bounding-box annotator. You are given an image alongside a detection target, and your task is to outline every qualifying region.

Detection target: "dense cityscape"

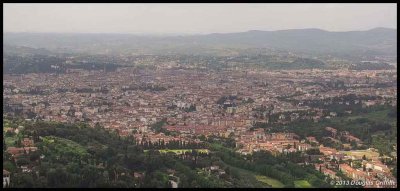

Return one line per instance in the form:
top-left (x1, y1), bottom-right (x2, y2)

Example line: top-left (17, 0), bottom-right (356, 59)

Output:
top-left (3, 3), bottom-right (397, 189)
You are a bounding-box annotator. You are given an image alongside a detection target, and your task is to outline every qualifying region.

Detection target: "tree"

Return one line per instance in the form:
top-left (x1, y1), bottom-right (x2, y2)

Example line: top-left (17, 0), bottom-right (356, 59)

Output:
top-left (392, 167), bottom-right (397, 178)
top-left (30, 152), bottom-right (40, 162)
top-left (48, 167), bottom-right (71, 187)
top-left (35, 176), bottom-right (48, 187)
top-left (15, 174), bottom-right (35, 188)
top-left (5, 131), bottom-right (15, 137)
top-left (95, 122), bottom-right (102, 130)
top-left (16, 158), bottom-right (30, 167)
top-left (3, 161), bottom-right (17, 172)
top-left (350, 140), bottom-right (357, 149)
top-left (3, 139), bottom-right (7, 151)
top-left (306, 148), bottom-right (322, 155)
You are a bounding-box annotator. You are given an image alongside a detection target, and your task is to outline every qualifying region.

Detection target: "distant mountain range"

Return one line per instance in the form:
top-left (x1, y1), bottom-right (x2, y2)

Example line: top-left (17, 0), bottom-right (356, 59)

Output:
top-left (4, 28), bottom-right (397, 59)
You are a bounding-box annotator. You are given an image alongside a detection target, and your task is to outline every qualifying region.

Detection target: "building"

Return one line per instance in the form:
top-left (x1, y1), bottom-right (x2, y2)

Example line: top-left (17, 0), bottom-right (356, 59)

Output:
top-left (21, 138), bottom-right (34, 147)
top-left (325, 127), bottom-right (337, 138)
top-left (322, 168), bottom-right (337, 180)
top-left (296, 143), bottom-right (311, 151)
top-left (306, 136), bottom-right (318, 144)
top-left (339, 164), bottom-right (370, 182)
top-left (3, 170), bottom-right (10, 188)
top-left (6, 147), bottom-right (38, 157)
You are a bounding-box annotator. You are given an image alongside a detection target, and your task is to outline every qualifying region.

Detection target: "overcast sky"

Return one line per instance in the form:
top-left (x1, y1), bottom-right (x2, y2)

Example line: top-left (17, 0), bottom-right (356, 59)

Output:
top-left (3, 3), bottom-right (397, 35)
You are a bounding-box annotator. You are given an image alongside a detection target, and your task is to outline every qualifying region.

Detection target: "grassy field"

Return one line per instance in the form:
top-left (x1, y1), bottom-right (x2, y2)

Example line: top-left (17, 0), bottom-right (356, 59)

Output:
top-left (40, 136), bottom-right (89, 157)
top-left (255, 175), bottom-right (285, 188)
top-left (220, 161), bottom-right (284, 188)
top-left (144, 149), bottom-right (209, 155)
top-left (340, 149), bottom-right (380, 160)
top-left (294, 180), bottom-right (313, 188)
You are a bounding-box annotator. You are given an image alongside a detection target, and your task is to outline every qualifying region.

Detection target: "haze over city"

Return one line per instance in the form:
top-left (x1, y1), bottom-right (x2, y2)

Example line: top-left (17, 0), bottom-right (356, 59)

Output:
top-left (4, 3), bottom-right (397, 34)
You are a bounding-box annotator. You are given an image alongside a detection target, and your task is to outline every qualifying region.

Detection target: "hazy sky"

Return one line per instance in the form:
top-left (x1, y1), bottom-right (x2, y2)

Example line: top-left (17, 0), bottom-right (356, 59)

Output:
top-left (3, 3), bottom-right (397, 34)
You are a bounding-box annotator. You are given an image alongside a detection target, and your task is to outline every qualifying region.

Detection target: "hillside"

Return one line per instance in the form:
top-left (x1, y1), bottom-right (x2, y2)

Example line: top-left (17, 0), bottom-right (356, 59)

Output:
top-left (4, 28), bottom-right (396, 59)
top-left (3, 119), bottom-right (330, 188)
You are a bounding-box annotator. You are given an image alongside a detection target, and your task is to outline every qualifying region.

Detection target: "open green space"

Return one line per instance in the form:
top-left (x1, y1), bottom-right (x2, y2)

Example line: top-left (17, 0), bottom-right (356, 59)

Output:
top-left (255, 175), bottom-right (285, 188)
top-left (39, 136), bottom-right (89, 158)
top-left (294, 180), bottom-right (313, 188)
top-left (340, 149), bottom-right (380, 160)
top-left (218, 158), bottom-right (284, 188)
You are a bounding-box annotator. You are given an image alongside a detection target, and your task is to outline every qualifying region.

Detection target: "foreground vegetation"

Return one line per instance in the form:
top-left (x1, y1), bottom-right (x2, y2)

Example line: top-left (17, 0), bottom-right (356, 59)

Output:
top-left (266, 105), bottom-right (397, 155)
top-left (3, 118), bottom-right (331, 188)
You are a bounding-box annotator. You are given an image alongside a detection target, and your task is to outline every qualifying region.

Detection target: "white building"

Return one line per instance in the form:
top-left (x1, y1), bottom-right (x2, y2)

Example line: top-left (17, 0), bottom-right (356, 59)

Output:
top-left (3, 170), bottom-right (10, 188)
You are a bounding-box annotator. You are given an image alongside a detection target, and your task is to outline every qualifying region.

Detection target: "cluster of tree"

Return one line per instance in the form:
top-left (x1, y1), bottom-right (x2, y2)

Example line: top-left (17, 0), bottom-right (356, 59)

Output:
top-left (184, 105), bottom-right (196, 112)
top-left (3, 121), bottom-right (138, 187)
top-left (4, 55), bottom-right (67, 74)
top-left (261, 58), bottom-right (329, 70)
top-left (3, 53), bottom-right (128, 75)
top-left (206, 136), bottom-right (236, 149)
top-left (253, 109), bottom-right (313, 125)
top-left (68, 62), bottom-right (118, 72)
top-left (216, 95), bottom-right (238, 105)
top-left (371, 134), bottom-right (396, 156)
top-left (212, 146), bottom-right (330, 188)
top-left (320, 137), bottom-right (344, 150)
top-left (350, 62), bottom-right (395, 70)
top-left (252, 80), bottom-right (269, 87)
top-left (74, 87), bottom-right (109, 94)
top-left (21, 88), bottom-right (47, 95)
top-left (150, 119), bottom-right (167, 133)
top-left (373, 82), bottom-right (397, 88)
top-left (242, 98), bottom-right (255, 104)
top-left (56, 88), bottom-right (69, 93)
top-left (7, 113), bottom-right (391, 188)
top-left (305, 148), bottom-right (323, 155)
top-left (121, 84), bottom-right (167, 92)
top-left (4, 120), bottom-right (230, 188)
top-left (300, 80), bottom-right (347, 90)
top-left (3, 102), bottom-right (24, 115)
top-left (326, 80), bottom-right (346, 89)
top-left (6, 118), bottom-right (253, 188)
top-left (268, 105), bottom-right (396, 154)
top-left (299, 94), bottom-right (388, 116)
top-left (387, 106), bottom-right (397, 118)
top-left (252, 104), bottom-right (274, 115)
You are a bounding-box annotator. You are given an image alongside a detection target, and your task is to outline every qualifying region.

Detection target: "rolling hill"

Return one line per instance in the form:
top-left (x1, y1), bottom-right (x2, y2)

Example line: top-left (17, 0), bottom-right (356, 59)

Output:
top-left (4, 28), bottom-right (396, 58)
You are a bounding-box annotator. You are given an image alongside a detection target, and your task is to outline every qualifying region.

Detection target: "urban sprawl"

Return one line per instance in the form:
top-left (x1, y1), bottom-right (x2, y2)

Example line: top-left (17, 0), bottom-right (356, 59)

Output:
top-left (3, 55), bottom-right (397, 188)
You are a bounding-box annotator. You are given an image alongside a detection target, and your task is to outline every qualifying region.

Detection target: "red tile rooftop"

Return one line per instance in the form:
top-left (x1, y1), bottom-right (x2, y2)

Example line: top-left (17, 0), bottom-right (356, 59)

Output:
top-left (3, 169), bottom-right (10, 176)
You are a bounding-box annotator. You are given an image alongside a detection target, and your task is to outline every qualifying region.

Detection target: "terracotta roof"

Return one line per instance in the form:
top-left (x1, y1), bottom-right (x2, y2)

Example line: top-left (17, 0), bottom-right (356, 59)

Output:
top-left (340, 164), bottom-right (355, 173)
top-left (323, 168), bottom-right (336, 175)
top-left (3, 169), bottom-right (10, 175)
